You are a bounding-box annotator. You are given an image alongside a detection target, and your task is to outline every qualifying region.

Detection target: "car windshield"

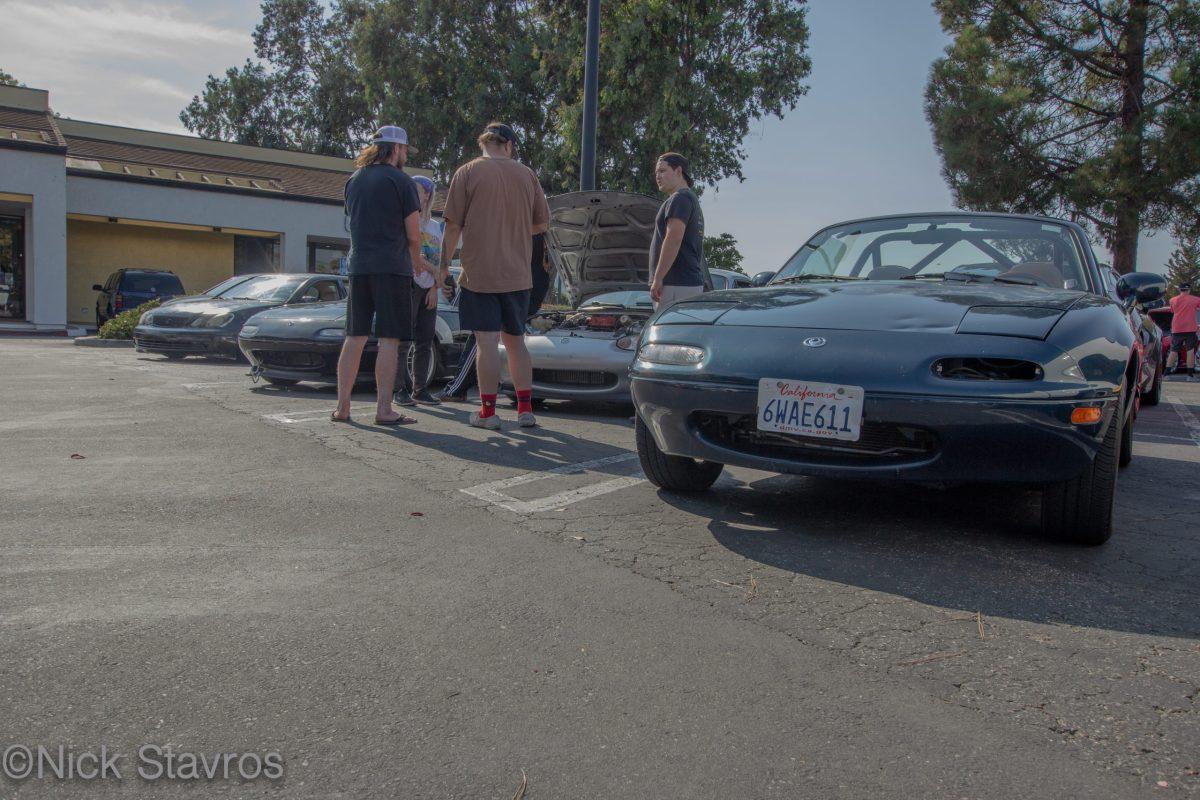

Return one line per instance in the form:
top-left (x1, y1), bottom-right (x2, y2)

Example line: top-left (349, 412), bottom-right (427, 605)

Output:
top-left (772, 215), bottom-right (1090, 291)
top-left (226, 276), bottom-right (305, 301)
top-left (203, 276), bottom-right (253, 297)
top-left (122, 272), bottom-right (183, 293)
top-left (580, 291), bottom-right (653, 309)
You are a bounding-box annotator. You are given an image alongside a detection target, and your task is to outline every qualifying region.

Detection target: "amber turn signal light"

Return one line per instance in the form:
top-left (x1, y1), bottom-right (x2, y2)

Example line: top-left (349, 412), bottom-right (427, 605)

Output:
top-left (1070, 407), bottom-right (1103, 425)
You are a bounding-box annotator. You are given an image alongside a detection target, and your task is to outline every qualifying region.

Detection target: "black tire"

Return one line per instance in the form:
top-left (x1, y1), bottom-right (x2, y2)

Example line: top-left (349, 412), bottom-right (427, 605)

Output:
top-left (635, 414), bottom-right (723, 492)
top-left (1040, 399), bottom-right (1120, 546)
top-left (406, 342), bottom-right (441, 390)
top-left (1118, 405), bottom-right (1133, 468)
top-left (264, 376), bottom-right (299, 387)
top-left (1141, 359), bottom-right (1162, 406)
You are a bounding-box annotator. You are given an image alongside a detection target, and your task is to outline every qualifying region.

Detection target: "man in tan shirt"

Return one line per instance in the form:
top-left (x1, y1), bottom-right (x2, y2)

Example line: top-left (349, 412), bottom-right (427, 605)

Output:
top-left (439, 122), bottom-right (550, 429)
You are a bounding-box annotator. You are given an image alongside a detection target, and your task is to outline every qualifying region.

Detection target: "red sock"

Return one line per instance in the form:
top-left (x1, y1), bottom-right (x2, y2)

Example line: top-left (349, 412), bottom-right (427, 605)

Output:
top-left (516, 389), bottom-right (533, 415)
top-left (479, 393), bottom-right (497, 418)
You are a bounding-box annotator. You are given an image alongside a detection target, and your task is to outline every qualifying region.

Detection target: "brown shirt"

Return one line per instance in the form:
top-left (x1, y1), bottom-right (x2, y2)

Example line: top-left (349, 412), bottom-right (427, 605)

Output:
top-left (442, 156), bottom-right (550, 293)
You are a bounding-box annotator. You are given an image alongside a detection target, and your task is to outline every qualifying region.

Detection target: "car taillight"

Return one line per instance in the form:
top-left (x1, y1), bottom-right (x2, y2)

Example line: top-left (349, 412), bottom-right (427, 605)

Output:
top-left (114, 293), bottom-right (124, 311)
top-left (586, 314), bottom-right (619, 331)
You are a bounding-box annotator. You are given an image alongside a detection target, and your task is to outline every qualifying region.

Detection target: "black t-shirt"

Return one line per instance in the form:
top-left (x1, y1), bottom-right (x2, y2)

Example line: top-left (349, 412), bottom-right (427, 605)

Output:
top-left (649, 188), bottom-right (705, 286)
top-left (344, 164), bottom-right (421, 276)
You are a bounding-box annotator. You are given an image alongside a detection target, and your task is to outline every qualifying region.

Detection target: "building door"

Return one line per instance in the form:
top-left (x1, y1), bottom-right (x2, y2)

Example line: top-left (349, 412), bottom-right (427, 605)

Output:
top-left (0, 215), bottom-right (26, 320)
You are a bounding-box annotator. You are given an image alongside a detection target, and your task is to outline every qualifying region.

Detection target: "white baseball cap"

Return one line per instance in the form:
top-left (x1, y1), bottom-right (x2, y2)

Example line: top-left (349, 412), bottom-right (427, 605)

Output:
top-left (371, 125), bottom-right (417, 152)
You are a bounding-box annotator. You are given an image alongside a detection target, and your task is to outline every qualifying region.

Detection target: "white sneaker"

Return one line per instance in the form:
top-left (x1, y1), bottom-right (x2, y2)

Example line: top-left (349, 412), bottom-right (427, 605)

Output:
top-left (469, 411), bottom-right (501, 430)
top-left (517, 411), bottom-right (537, 428)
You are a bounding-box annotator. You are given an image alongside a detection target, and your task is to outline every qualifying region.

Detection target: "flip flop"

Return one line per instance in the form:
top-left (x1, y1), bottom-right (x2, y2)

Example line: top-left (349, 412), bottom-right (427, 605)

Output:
top-left (374, 414), bottom-right (418, 426)
top-left (330, 412), bottom-right (352, 423)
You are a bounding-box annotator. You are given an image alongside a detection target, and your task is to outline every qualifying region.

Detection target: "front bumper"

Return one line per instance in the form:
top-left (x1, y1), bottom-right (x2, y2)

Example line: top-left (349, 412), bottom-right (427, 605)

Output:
top-left (631, 376), bottom-right (1116, 484)
top-left (499, 333), bottom-right (636, 402)
top-left (133, 326), bottom-right (240, 356)
top-left (239, 336), bottom-right (342, 382)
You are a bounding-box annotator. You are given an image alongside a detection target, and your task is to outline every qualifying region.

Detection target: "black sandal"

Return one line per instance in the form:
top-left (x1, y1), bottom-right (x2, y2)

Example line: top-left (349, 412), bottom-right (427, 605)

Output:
top-left (374, 414), bottom-right (418, 426)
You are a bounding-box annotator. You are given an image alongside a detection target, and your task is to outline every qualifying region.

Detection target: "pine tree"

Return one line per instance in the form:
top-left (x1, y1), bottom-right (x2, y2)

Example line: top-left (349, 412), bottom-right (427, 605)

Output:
top-left (1165, 225), bottom-right (1200, 295)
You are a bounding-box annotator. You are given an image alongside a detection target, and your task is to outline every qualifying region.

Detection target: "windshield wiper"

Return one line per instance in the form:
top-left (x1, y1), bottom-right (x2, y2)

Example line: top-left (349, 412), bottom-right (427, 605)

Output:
top-left (901, 271), bottom-right (1039, 287)
top-left (773, 274), bottom-right (862, 285)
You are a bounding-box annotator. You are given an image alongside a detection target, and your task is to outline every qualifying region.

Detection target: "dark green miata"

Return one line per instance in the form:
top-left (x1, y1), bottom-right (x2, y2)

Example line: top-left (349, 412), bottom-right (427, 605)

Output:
top-left (631, 213), bottom-right (1165, 546)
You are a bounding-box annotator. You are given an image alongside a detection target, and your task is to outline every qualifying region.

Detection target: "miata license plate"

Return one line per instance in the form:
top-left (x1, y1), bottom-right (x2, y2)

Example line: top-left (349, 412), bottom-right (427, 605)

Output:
top-left (756, 378), bottom-right (865, 442)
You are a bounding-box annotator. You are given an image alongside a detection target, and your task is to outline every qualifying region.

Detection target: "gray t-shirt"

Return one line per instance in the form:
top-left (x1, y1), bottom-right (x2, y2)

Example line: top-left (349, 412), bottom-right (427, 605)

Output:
top-left (344, 164), bottom-right (421, 276)
top-left (649, 188), bottom-right (705, 287)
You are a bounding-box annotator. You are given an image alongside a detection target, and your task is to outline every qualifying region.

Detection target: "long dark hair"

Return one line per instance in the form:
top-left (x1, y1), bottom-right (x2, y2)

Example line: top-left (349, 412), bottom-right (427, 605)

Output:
top-left (355, 142), bottom-right (399, 168)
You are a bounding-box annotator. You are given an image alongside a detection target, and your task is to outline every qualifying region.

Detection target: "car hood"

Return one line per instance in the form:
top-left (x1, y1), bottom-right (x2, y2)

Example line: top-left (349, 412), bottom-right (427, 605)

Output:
top-left (546, 191), bottom-right (661, 306)
top-left (655, 281), bottom-right (1088, 338)
top-left (154, 296), bottom-right (280, 316)
top-left (243, 301), bottom-right (344, 336)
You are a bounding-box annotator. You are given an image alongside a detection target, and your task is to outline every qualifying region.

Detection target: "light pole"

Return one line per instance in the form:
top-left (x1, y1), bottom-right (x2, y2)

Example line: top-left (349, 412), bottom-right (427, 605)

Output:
top-left (580, 0), bottom-right (600, 191)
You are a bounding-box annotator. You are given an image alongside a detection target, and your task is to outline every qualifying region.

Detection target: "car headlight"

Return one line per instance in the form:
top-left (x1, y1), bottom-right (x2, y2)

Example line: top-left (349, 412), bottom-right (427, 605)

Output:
top-left (315, 327), bottom-right (345, 340)
top-left (637, 342), bottom-right (705, 365)
top-left (191, 313), bottom-right (233, 328)
top-left (239, 325), bottom-right (260, 338)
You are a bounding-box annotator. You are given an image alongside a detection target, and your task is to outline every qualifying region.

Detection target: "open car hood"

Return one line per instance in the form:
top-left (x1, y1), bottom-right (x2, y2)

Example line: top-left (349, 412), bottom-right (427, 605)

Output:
top-left (546, 191), bottom-right (661, 307)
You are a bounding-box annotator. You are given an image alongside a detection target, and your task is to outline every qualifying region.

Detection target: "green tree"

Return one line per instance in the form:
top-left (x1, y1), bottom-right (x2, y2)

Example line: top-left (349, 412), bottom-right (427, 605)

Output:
top-left (703, 232), bottom-right (745, 273)
top-left (925, 0), bottom-right (1200, 273)
top-left (181, 0), bottom-right (373, 156)
top-left (350, 0), bottom-right (556, 185)
top-left (536, 0), bottom-right (811, 195)
top-left (0, 69), bottom-right (18, 86)
top-left (1165, 224), bottom-right (1200, 294)
top-left (182, 1), bottom-right (811, 193)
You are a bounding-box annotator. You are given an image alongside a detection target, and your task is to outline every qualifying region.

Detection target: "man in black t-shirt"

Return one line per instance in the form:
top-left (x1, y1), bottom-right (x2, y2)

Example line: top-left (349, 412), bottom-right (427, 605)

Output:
top-left (648, 152), bottom-right (708, 309)
top-left (332, 125), bottom-right (431, 426)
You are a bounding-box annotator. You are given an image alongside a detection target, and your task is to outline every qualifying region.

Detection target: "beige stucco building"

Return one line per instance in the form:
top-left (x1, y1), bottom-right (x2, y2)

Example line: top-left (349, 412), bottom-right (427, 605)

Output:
top-left (0, 84), bottom-right (430, 331)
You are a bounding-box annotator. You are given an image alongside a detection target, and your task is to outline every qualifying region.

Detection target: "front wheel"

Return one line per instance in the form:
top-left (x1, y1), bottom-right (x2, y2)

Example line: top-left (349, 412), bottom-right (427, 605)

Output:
top-left (1040, 399), bottom-right (1120, 546)
top-left (1141, 359), bottom-right (1162, 406)
top-left (1118, 405), bottom-right (1134, 468)
top-left (635, 415), bottom-right (723, 491)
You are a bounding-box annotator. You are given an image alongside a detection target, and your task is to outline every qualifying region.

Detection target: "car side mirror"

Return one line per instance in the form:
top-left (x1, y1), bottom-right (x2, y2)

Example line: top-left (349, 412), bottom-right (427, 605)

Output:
top-left (751, 271), bottom-right (775, 288)
top-left (1115, 272), bottom-right (1166, 306)
top-left (92, 284), bottom-right (104, 291)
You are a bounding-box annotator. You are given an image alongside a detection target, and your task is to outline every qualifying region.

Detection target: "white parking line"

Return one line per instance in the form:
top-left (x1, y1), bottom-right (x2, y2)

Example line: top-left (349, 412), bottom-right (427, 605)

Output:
top-left (182, 381), bottom-right (250, 390)
top-left (460, 452), bottom-right (644, 514)
top-left (1166, 396), bottom-right (1200, 448)
top-left (262, 409), bottom-right (345, 424)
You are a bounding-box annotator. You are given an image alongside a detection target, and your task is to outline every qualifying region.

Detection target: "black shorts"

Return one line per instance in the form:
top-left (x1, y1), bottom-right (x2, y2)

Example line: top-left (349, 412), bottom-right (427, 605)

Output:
top-left (346, 273), bottom-right (412, 339)
top-left (1172, 331), bottom-right (1198, 353)
top-left (458, 288), bottom-right (530, 336)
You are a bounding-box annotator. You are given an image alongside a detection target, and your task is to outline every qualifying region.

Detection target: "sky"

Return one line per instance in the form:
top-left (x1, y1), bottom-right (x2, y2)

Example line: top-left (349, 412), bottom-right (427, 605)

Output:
top-left (0, 0), bottom-right (1178, 273)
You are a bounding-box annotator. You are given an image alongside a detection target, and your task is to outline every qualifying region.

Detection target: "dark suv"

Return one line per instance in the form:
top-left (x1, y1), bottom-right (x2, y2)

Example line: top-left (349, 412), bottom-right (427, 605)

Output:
top-left (94, 269), bottom-right (185, 326)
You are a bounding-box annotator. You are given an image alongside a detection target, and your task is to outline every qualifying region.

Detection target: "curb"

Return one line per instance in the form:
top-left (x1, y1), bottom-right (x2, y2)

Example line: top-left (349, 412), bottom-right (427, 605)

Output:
top-left (74, 336), bottom-right (134, 348)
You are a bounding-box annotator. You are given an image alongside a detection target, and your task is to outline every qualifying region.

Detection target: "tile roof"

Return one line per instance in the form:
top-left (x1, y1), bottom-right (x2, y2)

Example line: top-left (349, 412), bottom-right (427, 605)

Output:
top-left (64, 136), bottom-right (351, 204)
top-left (0, 106), bottom-right (67, 150)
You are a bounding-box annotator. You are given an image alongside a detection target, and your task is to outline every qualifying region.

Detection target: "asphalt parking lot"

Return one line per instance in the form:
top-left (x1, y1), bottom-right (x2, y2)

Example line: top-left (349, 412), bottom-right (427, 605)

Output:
top-left (2, 338), bottom-right (1198, 798)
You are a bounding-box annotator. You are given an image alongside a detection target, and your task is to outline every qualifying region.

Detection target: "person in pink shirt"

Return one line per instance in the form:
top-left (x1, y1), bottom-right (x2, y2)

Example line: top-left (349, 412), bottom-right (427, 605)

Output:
top-left (1168, 282), bottom-right (1200, 379)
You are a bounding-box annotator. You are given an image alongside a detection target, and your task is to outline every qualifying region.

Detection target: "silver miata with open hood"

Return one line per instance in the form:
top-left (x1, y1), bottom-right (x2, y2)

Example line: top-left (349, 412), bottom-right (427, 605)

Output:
top-left (500, 190), bottom-right (720, 403)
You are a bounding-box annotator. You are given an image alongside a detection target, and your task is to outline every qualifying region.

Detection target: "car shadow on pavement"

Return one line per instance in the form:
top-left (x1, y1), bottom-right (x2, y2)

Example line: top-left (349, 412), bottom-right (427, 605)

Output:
top-left (361, 406), bottom-right (641, 477)
top-left (657, 468), bottom-right (1199, 639)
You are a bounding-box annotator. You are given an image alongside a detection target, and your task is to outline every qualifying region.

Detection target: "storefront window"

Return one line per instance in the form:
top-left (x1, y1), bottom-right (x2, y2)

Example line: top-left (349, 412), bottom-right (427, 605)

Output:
top-left (234, 235), bottom-right (280, 275)
top-left (0, 215), bottom-right (26, 320)
top-left (309, 240), bottom-right (350, 275)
